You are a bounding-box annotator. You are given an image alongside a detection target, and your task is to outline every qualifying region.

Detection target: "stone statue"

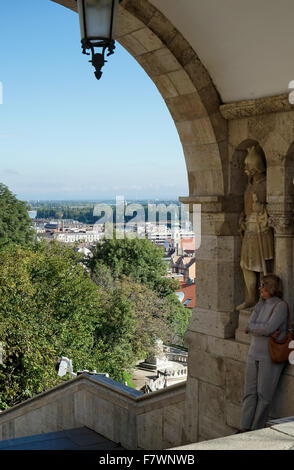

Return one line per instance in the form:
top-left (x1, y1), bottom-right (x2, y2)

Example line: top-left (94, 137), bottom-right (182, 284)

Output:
top-left (236, 145), bottom-right (274, 311)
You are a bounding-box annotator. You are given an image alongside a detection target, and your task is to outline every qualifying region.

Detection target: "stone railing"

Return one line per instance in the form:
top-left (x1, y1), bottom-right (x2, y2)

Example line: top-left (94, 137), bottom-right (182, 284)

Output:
top-left (165, 352), bottom-right (188, 363)
top-left (158, 367), bottom-right (187, 378)
top-left (146, 367), bottom-right (187, 392)
top-left (0, 373), bottom-right (187, 450)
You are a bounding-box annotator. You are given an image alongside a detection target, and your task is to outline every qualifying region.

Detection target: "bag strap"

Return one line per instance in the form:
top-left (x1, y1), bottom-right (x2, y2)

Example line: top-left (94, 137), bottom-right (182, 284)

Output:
top-left (268, 300), bottom-right (292, 331)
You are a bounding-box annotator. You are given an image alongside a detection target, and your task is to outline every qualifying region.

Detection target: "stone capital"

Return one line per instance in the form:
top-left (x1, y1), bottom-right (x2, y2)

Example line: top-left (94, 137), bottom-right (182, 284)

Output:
top-left (268, 213), bottom-right (294, 236)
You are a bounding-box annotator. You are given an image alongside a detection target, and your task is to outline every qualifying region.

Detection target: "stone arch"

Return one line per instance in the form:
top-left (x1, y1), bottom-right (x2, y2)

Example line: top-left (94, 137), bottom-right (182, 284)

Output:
top-left (251, 113), bottom-right (294, 204)
top-left (51, 0), bottom-right (227, 197)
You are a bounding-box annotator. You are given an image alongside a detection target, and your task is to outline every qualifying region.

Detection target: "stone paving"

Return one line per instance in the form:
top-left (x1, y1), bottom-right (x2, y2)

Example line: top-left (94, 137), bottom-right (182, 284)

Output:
top-left (171, 420), bottom-right (294, 450)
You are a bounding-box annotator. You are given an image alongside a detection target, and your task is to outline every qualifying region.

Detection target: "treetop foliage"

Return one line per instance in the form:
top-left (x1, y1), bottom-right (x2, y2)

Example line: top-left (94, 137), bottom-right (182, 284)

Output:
top-left (0, 183), bottom-right (34, 247)
top-left (88, 237), bottom-right (168, 290)
top-left (89, 237), bottom-right (191, 343)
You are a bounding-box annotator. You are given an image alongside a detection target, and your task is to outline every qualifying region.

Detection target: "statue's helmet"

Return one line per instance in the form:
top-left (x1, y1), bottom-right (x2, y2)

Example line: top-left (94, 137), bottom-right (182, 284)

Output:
top-left (244, 146), bottom-right (266, 177)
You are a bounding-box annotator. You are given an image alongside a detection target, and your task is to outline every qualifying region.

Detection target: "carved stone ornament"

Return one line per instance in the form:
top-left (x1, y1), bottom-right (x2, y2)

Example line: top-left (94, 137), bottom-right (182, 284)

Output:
top-left (220, 93), bottom-right (292, 120)
top-left (268, 213), bottom-right (294, 236)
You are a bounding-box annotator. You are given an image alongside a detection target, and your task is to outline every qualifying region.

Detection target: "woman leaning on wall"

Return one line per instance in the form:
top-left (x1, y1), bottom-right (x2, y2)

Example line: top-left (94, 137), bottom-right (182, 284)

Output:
top-left (239, 274), bottom-right (291, 432)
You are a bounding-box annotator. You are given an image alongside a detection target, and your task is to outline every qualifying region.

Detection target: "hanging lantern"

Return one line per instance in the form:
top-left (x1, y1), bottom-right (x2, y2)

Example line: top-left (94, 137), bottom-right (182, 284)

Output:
top-left (77, 0), bottom-right (120, 80)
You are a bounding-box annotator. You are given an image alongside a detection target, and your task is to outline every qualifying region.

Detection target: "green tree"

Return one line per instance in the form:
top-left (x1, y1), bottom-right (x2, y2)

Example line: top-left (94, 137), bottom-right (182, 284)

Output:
top-left (89, 237), bottom-right (191, 344)
top-left (92, 264), bottom-right (173, 372)
top-left (0, 242), bottom-right (104, 409)
top-left (88, 237), bottom-right (168, 291)
top-left (0, 241), bottom-right (178, 409)
top-left (0, 183), bottom-right (34, 247)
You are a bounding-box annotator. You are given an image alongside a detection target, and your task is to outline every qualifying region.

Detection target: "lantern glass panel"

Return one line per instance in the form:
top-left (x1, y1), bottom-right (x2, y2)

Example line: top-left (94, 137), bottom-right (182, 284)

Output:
top-left (77, 0), bottom-right (118, 42)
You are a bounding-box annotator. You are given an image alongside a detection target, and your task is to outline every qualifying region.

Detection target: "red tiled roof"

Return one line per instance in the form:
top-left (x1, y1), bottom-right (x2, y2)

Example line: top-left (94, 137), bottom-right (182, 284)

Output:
top-left (176, 282), bottom-right (196, 308)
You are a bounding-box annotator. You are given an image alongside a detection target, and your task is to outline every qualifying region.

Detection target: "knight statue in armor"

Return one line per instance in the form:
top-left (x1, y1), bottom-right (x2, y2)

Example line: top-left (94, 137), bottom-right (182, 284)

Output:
top-left (236, 145), bottom-right (274, 311)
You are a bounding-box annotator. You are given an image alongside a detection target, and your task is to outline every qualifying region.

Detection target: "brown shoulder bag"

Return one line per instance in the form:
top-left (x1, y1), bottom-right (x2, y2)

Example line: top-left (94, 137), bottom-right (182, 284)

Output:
top-left (268, 301), bottom-right (294, 363)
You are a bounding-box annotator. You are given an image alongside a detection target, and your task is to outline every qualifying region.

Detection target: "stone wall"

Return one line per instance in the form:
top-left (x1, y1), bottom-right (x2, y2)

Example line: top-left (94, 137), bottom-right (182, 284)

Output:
top-left (225, 104), bottom-right (294, 306)
top-left (185, 328), bottom-right (294, 442)
top-left (0, 374), bottom-right (187, 450)
top-left (182, 101), bottom-right (294, 442)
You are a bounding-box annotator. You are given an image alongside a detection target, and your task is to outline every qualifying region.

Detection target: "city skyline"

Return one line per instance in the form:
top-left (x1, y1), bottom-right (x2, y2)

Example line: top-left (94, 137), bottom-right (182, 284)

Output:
top-left (0, 1), bottom-right (188, 201)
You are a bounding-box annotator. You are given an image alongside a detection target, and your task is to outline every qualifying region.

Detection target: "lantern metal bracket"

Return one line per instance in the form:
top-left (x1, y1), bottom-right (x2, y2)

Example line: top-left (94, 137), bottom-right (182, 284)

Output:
top-left (81, 39), bottom-right (116, 80)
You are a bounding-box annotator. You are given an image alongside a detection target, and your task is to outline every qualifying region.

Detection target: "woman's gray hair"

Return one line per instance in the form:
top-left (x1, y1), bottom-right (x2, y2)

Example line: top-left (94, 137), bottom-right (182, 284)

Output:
top-left (262, 273), bottom-right (283, 298)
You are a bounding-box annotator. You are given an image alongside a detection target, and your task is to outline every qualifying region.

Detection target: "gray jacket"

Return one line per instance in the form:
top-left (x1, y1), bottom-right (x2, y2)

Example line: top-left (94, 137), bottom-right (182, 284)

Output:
top-left (246, 296), bottom-right (289, 359)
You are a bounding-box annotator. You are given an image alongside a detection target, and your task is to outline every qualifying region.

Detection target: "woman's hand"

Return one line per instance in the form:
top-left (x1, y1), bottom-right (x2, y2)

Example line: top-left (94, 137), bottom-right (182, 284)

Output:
top-left (271, 329), bottom-right (280, 339)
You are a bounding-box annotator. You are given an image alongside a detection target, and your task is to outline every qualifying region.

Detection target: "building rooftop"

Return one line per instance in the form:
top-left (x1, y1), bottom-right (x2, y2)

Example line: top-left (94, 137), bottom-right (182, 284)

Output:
top-left (176, 282), bottom-right (196, 309)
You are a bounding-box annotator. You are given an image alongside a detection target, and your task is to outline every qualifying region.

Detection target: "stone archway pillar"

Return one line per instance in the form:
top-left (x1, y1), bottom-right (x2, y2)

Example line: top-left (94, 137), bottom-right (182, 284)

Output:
top-left (180, 195), bottom-right (243, 442)
top-left (181, 196), bottom-right (242, 338)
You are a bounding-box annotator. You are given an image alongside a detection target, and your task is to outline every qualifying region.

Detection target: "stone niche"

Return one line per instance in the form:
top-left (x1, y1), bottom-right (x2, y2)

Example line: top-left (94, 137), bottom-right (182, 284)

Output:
top-left (183, 97), bottom-right (294, 443)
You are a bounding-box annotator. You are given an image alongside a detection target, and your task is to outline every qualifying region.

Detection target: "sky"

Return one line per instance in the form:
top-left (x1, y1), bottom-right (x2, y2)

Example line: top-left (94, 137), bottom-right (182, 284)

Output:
top-left (0, 0), bottom-right (188, 201)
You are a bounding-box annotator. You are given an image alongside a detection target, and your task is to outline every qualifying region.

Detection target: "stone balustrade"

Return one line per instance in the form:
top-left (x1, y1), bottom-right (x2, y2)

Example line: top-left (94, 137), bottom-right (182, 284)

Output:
top-left (157, 368), bottom-right (187, 379)
top-left (165, 352), bottom-right (188, 363)
top-left (0, 373), bottom-right (187, 450)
